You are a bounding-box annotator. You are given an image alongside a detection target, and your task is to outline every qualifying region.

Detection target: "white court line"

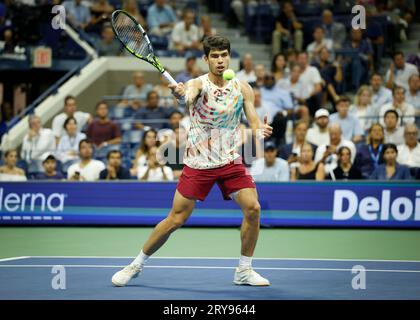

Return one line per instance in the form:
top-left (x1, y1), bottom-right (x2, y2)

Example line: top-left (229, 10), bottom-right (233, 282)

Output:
top-left (26, 256), bottom-right (420, 263)
top-left (0, 264), bottom-right (420, 273)
top-left (0, 256), bottom-right (30, 262)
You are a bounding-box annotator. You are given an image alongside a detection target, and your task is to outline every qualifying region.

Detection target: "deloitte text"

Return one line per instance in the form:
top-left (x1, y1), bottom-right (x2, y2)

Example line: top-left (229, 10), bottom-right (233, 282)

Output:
top-left (333, 190), bottom-right (420, 221)
top-left (0, 188), bottom-right (65, 212)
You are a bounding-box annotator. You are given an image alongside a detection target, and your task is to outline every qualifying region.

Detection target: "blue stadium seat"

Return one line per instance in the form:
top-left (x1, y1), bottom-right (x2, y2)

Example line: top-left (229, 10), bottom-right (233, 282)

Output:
top-left (149, 35), bottom-right (169, 50)
top-left (129, 130), bottom-right (143, 144)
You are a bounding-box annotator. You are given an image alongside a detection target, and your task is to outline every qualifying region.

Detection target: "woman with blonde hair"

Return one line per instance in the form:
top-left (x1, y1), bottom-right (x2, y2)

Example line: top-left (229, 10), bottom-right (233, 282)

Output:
top-left (349, 85), bottom-right (377, 132)
top-left (290, 143), bottom-right (325, 181)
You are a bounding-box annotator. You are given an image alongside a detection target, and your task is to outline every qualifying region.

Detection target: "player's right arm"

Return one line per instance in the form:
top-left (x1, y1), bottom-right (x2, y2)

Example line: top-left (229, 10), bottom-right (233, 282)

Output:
top-left (168, 78), bottom-right (202, 115)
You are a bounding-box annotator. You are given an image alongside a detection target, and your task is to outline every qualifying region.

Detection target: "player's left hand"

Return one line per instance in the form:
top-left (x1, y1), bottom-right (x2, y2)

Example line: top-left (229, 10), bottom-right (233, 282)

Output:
top-left (262, 115), bottom-right (273, 139)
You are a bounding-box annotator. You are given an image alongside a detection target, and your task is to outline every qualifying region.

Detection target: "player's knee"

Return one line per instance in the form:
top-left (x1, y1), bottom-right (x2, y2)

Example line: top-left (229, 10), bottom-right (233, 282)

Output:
top-left (244, 202), bottom-right (261, 221)
top-left (168, 210), bottom-right (189, 230)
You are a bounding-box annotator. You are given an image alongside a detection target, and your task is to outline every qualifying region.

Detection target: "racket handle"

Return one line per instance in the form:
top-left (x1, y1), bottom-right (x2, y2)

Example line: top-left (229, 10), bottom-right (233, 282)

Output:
top-left (162, 70), bottom-right (177, 85)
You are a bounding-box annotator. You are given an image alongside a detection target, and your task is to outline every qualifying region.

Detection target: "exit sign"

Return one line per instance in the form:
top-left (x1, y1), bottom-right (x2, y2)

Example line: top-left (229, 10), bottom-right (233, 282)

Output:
top-left (32, 47), bottom-right (52, 68)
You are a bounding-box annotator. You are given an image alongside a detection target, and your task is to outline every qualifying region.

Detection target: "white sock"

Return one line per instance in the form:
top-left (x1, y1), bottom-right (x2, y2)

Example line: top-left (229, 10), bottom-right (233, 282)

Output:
top-left (131, 250), bottom-right (150, 267)
top-left (239, 255), bottom-right (252, 269)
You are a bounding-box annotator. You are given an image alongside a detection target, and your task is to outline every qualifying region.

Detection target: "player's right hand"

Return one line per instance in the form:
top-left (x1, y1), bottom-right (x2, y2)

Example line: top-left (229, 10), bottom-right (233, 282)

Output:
top-left (168, 82), bottom-right (186, 100)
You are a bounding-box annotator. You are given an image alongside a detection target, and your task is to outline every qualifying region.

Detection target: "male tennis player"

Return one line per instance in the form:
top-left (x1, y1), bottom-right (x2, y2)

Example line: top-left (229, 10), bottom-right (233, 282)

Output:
top-left (112, 35), bottom-right (273, 287)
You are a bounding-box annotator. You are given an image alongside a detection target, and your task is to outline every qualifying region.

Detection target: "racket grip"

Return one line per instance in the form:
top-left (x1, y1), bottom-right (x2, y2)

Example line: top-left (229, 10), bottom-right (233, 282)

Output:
top-left (162, 70), bottom-right (177, 85)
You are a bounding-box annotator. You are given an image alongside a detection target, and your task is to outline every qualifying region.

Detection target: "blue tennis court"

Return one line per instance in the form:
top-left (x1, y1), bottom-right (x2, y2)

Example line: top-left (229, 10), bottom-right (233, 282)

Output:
top-left (1, 256), bottom-right (419, 300)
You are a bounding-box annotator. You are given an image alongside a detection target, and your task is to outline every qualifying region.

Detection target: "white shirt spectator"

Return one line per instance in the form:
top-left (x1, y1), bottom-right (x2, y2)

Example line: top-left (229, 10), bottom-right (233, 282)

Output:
top-left (250, 157), bottom-right (290, 182)
top-left (21, 128), bottom-right (55, 163)
top-left (306, 126), bottom-right (330, 146)
top-left (137, 166), bottom-right (174, 181)
top-left (405, 90), bottom-right (420, 110)
top-left (384, 126), bottom-right (405, 145)
top-left (0, 173), bottom-right (27, 181)
top-left (349, 104), bottom-right (377, 132)
top-left (56, 132), bottom-right (86, 164)
top-left (371, 86), bottom-right (392, 110)
top-left (397, 143), bottom-right (420, 168)
top-left (315, 140), bottom-right (356, 173)
top-left (253, 100), bottom-right (277, 124)
top-left (236, 69), bottom-right (257, 83)
top-left (67, 159), bottom-right (105, 181)
top-left (277, 78), bottom-right (310, 101)
top-left (379, 102), bottom-right (416, 126)
top-left (170, 21), bottom-right (200, 50)
top-left (306, 39), bottom-right (334, 61)
top-left (385, 63), bottom-right (419, 91)
top-left (299, 66), bottom-right (322, 96)
top-left (52, 111), bottom-right (90, 138)
top-left (329, 112), bottom-right (364, 141)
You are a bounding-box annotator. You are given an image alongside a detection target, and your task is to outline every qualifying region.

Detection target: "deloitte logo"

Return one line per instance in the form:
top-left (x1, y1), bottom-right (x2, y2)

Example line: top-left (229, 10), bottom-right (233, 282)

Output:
top-left (333, 190), bottom-right (420, 221)
top-left (0, 188), bottom-right (65, 213)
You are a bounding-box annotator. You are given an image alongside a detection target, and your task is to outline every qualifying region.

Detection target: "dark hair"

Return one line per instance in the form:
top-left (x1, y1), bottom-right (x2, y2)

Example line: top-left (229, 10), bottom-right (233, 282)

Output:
top-left (64, 95), bottom-right (76, 105)
top-left (4, 149), bottom-right (17, 158)
top-left (107, 150), bottom-right (121, 160)
top-left (147, 90), bottom-right (159, 100)
top-left (203, 35), bottom-right (230, 57)
top-left (95, 101), bottom-right (108, 110)
top-left (336, 96), bottom-right (351, 105)
top-left (63, 116), bottom-right (77, 129)
top-left (293, 119), bottom-right (308, 130)
top-left (169, 110), bottom-right (183, 118)
top-left (78, 138), bottom-right (92, 151)
top-left (139, 128), bottom-right (159, 155)
top-left (370, 72), bottom-right (382, 79)
top-left (392, 51), bottom-right (404, 59)
top-left (392, 86), bottom-right (405, 95)
top-left (382, 143), bottom-right (398, 156)
top-left (271, 53), bottom-right (286, 73)
top-left (384, 109), bottom-right (399, 119)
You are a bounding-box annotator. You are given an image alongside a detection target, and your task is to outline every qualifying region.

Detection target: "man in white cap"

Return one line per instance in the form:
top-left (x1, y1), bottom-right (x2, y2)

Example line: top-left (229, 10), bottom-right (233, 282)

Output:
top-left (306, 108), bottom-right (330, 147)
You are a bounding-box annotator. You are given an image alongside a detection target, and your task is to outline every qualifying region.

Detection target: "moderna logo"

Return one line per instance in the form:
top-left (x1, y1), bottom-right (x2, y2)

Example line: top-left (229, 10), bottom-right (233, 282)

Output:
top-left (333, 190), bottom-right (420, 221)
top-left (0, 188), bottom-right (65, 213)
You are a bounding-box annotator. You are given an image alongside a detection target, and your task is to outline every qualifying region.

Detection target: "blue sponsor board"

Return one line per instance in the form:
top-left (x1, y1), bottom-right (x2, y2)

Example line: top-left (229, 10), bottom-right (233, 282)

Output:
top-left (0, 182), bottom-right (419, 227)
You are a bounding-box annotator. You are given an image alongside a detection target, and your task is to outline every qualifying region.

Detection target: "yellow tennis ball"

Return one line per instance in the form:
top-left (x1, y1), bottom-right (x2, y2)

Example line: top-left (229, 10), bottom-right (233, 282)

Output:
top-left (223, 69), bottom-right (235, 80)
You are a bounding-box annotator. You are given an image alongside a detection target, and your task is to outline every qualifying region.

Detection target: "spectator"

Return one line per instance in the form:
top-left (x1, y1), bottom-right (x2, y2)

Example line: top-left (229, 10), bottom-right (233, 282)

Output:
top-left (354, 123), bottom-right (385, 179)
top-left (175, 55), bottom-right (199, 84)
top-left (52, 95), bottom-right (92, 143)
top-left (137, 146), bottom-right (173, 181)
top-left (321, 9), bottom-right (346, 50)
top-left (20, 115), bottom-right (56, 172)
top-left (328, 146), bottom-right (362, 180)
top-left (131, 129), bottom-right (159, 175)
top-left (99, 150), bottom-right (130, 180)
top-left (272, 1), bottom-right (303, 55)
top-left (260, 73), bottom-right (293, 112)
top-left (271, 53), bottom-right (289, 83)
top-left (153, 71), bottom-right (177, 108)
top-left (397, 124), bottom-right (420, 168)
top-left (35, 154), bottom-right (64, 180)
top-left (251, 87), bottom-right (276, 124)
top-left (379, 86), bottom-right (415, 126)
top-left (67, 139), bottom-right (105, 181)
top-left (96, 23), bottom-right (121, 56)
top-left (169, 9), bottom-right (201, 54)
top-left (306, 108), bottom-right (330, 147)
top-left (119, 72), bottom-right (153, 109)
top-left (297, 52), bottom-right (323, 116)
top-left (63, 0), bottom-right (92, 30)
top-left (249, 63), bottom-right (266, 88)
top-left (290, 143), bottom-right (325, 181)
top-left (277, 64), bottom-right (309, 108)
top-left (349, 85), bottom-right (377, 132)
top-left (306, 26), bottom-right (333, 63)
top-left (315, 123), bottom-right (356, 174)
top-left (134, 91), bottom-right (169, 130)
top-left (405, 74), bottom-right (420, 110)
top-left (122, 0), bottom-right (146, 28)
top-left (1, 29), bottom-right (16, 54)
top-left (370, 73), bottom-right (393, 111)
top-left (383, 110), bottom-right (405, 145)
top-left (385, 51), bottom-right (419, 91)
top-left (147, 0), bottom-right (177, 37)
top-left (236, 53), bottom-right (257, 83)
top-left (250, 141), bottom-right (289, 182)
top-left (56, 116), bottom-right (87, 170)
top-left (199, 15), bottom-right (217, 41)
top-left (0, 150), bottom-right (27, 181)
top-left (329, 96), bottom-right (364, 143)
top-left (86, 101), bottom-right (121, 149)
top-left (370, 143), bottom-right (412, 180)
top-left (406, 41), bottom-right (420, 72)
top-left (161, 124), bottom-right (186, 180)
top-left (89, 0), bottom-right (114, 33)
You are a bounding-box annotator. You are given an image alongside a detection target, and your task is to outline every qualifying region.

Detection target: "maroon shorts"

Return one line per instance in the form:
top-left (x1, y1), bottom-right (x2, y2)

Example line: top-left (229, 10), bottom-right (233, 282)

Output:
top-left (177, 158), bottom-right (256, 201)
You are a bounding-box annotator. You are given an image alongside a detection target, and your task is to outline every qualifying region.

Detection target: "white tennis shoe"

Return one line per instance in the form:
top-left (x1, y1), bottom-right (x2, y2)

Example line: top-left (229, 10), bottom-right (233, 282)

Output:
top-left (112, 264), bottom-right (142, 287)
top-left (233, 267), bottom-right (270, 286)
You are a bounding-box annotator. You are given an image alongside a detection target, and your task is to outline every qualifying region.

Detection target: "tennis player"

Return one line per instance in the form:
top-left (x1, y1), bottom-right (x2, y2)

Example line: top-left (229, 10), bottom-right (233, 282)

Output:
top-left (112, 35), bottom-right (273, 287)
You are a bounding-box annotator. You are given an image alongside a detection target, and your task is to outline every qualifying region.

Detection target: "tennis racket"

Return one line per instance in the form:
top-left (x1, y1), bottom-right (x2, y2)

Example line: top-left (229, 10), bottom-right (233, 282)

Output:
top-left (111, 10), bottom-right (177, 86)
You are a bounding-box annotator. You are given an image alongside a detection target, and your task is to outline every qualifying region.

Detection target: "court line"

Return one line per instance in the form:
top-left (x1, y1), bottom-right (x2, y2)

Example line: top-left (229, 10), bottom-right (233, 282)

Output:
top-left (1, 264), bottom-right (420, 273)
top-left (26, 256), bottom-right (420, 263)
top-left (0, 256), bottom-right (30, 262)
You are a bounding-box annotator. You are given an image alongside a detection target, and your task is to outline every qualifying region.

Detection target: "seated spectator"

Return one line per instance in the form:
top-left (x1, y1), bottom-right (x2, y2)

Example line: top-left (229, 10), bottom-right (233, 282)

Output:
top-left (329, 96), bottom-right (364, 143)
top-left (170, 9), bottom-right (201, 54)
top-left (370, 73), bottom-right (393, 112)
top-left (147, 0), bottom-right (177, 37)
top-left (306, 108), bottom-right (330, 147)
top-left (89, 0), bottom-right (114, 34)
top-left (20, 115), bottom-right (56, 172)
top-left (379, 86), bottom-right (415, 126)
top-left (349, 85), bottom-right (377, 132)
top-left (249, 64), bottom-right (266, 88)
top-left (251, 87), bottom-right (276, 124)
top-left (290, 143), bottom-right (325, 181)
top-left (321, 9), bottom-right (346, 50)
top-left (131, 129), bottom-right (159, 175)
top-left (277, 64), bottom-right (309, 107)
top-left (161, 125), bottom-right (186, 180)
top-left (63, 0), bottom-right (92, 30)
top-left (406, 41), bottom-right (420, 72)
top-left (383, 110), bottom-right (405, 145)
top-left (138, 146), bottom-right (173, 181)
top-left (250, 141), bottom-right (289, 182)
top-left (175, 55), bottom-right (200, 84)
top-left (86, 101), bottom-right (121, 149)
top-left (0, 28), bottom-right (16, 54)
top-left (67, 139), bottom-right (105, 181)
top-left (52, 95), bottom-right (92, 144)
top-left (306, 26), bottom-right (334, 64)
top-left (0, 149), bottom-right (27, 181)
top-left (153, 71), bottom-right (177, 109)
top-left (272, 1), bottom-right (303, 55)
top-left (260, 73), bottom-right (293, 112)
top-left (35, 154), bottom-right (64, 180)
top-left (397, 124), bottom-right (420, 168)
top-left (118, 72), bottom-right (153, 109)
top-left (405, 74), bottom-right (420, 110)
top-left (99, 150), bottom-right (130, 180)
top-left (122, 0), bottom-right (146, 28)
top-left (199, 15), bottom-right (217, 41)
top-left (386, 51), bottom-right (419, 91)
top-left (96, 23), bottom-right (121, 56)
top-left (236, 53), bottom-right (257, 84)
top-left (370, 143), bottom-right (412, 180)
top-left (354, 123), bottom-right (385, 179)
top-left (134, 91), bottom-right (169, 130)
top-left (315, 123), bottom-right (356, 174)
top-left (328, 146), bottom-right (362, 180)
top-left (271, 53), bottom-right (289, 83)
top-left (56, 116), bottom-right (87, 170)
